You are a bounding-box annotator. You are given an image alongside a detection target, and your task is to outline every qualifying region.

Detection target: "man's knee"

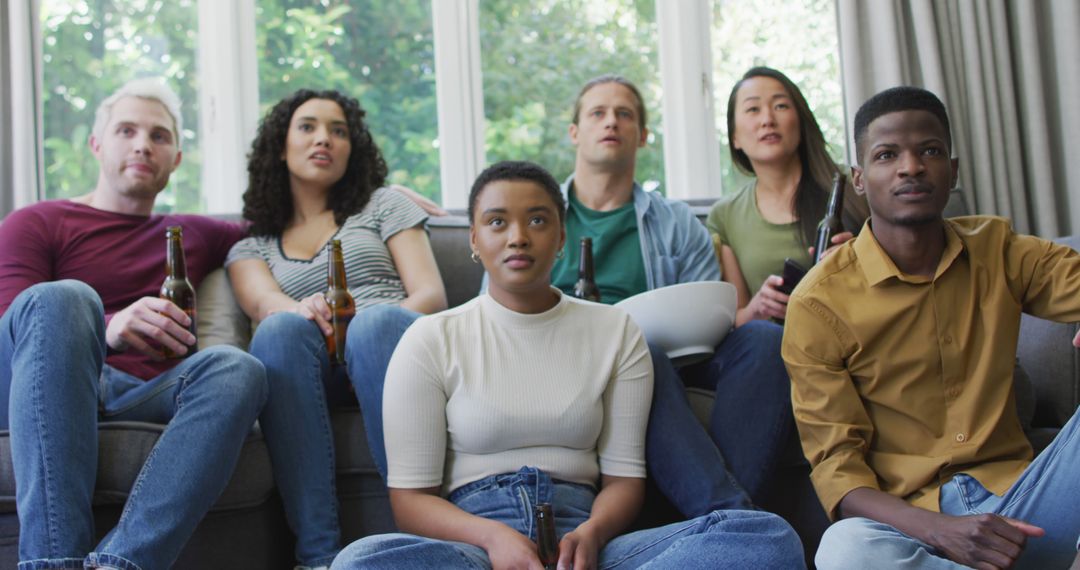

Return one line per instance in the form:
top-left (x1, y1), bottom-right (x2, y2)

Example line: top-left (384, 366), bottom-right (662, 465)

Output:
top-left (816, 517), bottom-right (899, 570)
top-left (15, 280), bottom-right (103, 323)
top-left (189, 345), bottom-right (268, 408)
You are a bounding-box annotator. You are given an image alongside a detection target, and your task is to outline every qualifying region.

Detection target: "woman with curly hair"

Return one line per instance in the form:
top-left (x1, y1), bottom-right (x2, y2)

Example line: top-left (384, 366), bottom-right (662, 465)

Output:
top-left (708, 66), bottom-right (868, 325)
top-left (225, 89), bottom-right (446, 568)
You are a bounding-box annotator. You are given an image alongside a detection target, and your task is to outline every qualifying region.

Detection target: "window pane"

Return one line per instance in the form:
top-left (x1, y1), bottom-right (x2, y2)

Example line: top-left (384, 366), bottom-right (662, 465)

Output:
top-left (480, 0), bottom-right (664, 192)
top-left (711, 0), bottom-right (843, 194)
top-left (41, 0), bottom-right (202, 212)
top-left (255, 0), bottom-right (441, 202)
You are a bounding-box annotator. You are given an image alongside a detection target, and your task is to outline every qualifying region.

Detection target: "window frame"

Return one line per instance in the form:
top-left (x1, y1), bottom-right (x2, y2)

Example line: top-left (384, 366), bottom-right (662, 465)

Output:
top-left (20, 0), bottom-right (835, 211)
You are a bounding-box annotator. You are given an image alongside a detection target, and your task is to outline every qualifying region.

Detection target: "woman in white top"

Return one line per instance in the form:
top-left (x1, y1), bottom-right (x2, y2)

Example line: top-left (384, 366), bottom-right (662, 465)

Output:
top-left (330, 161), bottom-right (803, 569)
top-left (225, 89), bottom-right (447, 568)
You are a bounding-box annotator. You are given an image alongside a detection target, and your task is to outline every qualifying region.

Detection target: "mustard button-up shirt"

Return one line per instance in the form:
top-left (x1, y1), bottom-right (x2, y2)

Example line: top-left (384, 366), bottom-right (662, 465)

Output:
top-left (782, 216), bottom-right (1080, 519)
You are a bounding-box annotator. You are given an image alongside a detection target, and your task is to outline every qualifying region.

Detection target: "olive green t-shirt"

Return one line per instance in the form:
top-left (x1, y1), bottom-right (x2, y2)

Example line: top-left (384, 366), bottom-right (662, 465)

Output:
top-left (706, 181), bottom-right (812, 295)
top-left (551, 189), bottom-right (648, 304)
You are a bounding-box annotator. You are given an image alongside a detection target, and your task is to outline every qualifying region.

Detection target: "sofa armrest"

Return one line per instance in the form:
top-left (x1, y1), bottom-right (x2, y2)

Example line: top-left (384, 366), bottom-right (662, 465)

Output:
top-left (1018, 235), bottom-right (1080, 429)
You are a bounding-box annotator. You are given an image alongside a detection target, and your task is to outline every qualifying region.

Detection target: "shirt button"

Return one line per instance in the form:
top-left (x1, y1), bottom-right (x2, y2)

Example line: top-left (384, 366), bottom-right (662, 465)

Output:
top-left (943, 335), bottom-right (953, 345)
top-left (955, 433), bottom-right (966, 443)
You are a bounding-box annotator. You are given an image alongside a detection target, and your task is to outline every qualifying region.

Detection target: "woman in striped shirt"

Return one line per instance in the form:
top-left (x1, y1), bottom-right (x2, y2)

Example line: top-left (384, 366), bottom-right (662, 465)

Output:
top-left (226, 89), bottom-right (446, 569)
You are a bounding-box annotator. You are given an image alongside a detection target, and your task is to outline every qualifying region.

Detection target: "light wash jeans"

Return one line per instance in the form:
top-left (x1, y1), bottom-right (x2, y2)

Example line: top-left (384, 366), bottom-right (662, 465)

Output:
top-left (816, 406), bottom-right (1080, 570)
top-left (648, 319), bottom-right (795, 515)
top-left (248, 304), bottom-right (419, 567)
top-left (0, 280), bottom-right (267, 570)
top-left (329, 466), bottom-right (805, 569)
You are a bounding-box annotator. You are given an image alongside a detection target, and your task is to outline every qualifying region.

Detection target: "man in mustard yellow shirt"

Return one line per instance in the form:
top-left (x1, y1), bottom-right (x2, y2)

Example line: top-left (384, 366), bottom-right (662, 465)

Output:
top-left (782, 86), bottom-right (1080, 570)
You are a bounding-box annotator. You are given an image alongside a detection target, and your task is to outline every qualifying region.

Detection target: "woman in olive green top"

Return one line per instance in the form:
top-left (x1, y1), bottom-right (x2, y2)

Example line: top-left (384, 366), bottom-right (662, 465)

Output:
top-left (710, 67), bottom-right (866, 326)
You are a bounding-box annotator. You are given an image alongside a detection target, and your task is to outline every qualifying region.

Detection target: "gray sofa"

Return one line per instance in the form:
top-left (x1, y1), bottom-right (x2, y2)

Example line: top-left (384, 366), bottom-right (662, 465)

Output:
top-left (1, 216), bottom-right (1077, 569)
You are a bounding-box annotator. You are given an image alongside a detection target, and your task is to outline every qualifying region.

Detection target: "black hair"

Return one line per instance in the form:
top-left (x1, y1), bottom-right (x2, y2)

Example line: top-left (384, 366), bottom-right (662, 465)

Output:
top-left (242, 89), bottom-right (388, 237)
top-left (726, 66), bottom-right (844, 246)
top-left (571, 74), bottom-right (647, 131)
top-left (853, 86), bottom-right (952, 165)
top-left (467, 161), bottom-right (566, 226)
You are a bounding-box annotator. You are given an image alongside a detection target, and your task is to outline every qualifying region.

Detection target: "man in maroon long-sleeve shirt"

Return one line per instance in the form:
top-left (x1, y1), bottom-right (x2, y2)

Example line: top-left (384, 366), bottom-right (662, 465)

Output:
top-left (0, 78), bottom-right (266, 570)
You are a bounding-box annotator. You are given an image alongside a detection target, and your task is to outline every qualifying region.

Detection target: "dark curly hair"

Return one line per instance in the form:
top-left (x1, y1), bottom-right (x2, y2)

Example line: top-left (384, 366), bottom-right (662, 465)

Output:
top-left (242, 89), bottom-right (388, 237)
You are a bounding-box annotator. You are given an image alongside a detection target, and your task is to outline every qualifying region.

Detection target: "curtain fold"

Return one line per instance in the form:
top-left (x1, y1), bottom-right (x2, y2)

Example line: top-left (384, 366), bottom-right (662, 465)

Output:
top-left (837, 0), bottom-right (1080, 237)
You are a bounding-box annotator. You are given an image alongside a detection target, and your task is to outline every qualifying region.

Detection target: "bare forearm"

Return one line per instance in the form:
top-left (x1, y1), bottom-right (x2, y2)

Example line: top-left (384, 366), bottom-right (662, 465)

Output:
top-left (390, 489), bottom-right (513, 550)
top-left (251, 291), bottom-right (302, 322)
top-left (839, 487), bottom-right (939, 542)
top-left (840, 487), bottom-right (1044, 568)
top-left (399, 287), bottom-right (448, 315)
top-left (577, 476), bottom-right (643, 546)
top-left (734, 306), bottom-right (755, 327)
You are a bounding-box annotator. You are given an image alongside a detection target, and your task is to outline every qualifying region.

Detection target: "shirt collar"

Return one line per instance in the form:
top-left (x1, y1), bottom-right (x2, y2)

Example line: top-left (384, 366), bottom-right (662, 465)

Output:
top-left (855, 218), bottom-right (966, 286)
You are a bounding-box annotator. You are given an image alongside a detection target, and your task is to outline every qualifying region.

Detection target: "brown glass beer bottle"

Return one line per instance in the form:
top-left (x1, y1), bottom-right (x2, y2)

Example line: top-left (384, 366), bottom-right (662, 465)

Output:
top-left (160, 225), bottom-right (197, 358)
top-left (535, 502), bottom-right (558, 569)
top-left (324, 239), bottom-right (356, 366)
top-left (572, 237), bottom-right (601, 302)
top-left (813, 174), bottom-right (846, 264)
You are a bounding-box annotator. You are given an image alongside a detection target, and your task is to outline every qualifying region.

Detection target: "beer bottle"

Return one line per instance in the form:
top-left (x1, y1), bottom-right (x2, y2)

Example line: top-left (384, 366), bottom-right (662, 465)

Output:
top-left (572, 237), bottom-right (601, 302)
top-left (535, 502), bottom-right (558, 570)
top-left (324, 239), bottom-right (356, 366)
top-left (813, 174), bottom-right (846, 264)
top-left (160, 225), bottom-right (197, 358)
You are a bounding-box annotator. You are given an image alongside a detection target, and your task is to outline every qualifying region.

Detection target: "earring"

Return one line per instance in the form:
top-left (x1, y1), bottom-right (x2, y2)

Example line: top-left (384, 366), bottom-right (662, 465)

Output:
top-left (556, 249), bottom-right (565, 260)
top-left (470, 251), bottom-right (480, 264)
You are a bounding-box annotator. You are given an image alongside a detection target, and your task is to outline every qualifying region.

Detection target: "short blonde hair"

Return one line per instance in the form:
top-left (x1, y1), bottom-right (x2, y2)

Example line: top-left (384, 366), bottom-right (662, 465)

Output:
top-left (92, 78), bottom-right (183, 147)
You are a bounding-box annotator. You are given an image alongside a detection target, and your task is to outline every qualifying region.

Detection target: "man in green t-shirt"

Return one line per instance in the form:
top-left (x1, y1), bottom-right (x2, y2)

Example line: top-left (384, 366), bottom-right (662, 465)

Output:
top-left (549, 76), bottom-right (810, 534)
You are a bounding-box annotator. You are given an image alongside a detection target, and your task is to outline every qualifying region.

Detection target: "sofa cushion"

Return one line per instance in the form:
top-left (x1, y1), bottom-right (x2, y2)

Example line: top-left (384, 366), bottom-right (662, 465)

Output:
top-left (197, 267), bottom-right (252, 350)
top-left (428, 215), bottom-right (483, 308)
top-left (0, 422), bottom-right (275, 514)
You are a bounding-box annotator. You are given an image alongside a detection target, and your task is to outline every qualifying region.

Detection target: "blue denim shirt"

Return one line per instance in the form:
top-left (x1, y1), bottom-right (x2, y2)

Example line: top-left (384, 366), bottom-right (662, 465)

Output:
top-left (560, 175), bottom-right (721, 289)
top-left (478, 176), bottom-right (721, 294)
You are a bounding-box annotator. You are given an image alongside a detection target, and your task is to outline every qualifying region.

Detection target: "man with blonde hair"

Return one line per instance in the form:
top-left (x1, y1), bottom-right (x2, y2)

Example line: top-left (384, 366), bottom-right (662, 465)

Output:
top-left (0, 78), bottom-right (267, 570)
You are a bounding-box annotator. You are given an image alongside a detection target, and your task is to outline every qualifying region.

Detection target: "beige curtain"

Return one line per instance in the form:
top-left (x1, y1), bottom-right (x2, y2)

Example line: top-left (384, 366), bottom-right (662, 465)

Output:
top-left (836, 0), bottom-right (1080, 237)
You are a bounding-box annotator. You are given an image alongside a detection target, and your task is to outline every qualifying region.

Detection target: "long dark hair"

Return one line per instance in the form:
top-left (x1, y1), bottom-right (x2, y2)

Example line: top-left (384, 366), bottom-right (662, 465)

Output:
top-left (242, 89), bottom-right (388, 237)
top-left (726, 67), bottom-right (864, 245)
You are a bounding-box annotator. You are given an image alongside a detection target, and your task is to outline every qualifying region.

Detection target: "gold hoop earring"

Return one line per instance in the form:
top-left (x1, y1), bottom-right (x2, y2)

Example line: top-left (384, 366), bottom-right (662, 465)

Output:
top-left (470, 251), bottom-right (480, 264)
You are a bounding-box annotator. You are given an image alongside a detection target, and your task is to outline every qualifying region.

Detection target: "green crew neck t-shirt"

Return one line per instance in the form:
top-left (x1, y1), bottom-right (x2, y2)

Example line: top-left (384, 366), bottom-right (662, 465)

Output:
top-left (706, 181), bottom-right (812, 295)
top-left (551, 189), bottom-right (648, 304)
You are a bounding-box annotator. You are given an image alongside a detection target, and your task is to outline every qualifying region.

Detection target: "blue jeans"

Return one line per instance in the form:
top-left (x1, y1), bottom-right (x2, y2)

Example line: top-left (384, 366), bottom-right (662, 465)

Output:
top-left (646, 320), bottom-right (793, 515)
top-left (0, 281), bottom-right (267, 570)
top-left (249, 304), bottom-right (419, 566)
top-left (329, 467), bottom-right (805, 569)
top-left (345, 304), bottom-right (421, 479)
top-left (249, 312), bottom-right (347, 568)
top-left (815, 406), bottom-right (1080, 570)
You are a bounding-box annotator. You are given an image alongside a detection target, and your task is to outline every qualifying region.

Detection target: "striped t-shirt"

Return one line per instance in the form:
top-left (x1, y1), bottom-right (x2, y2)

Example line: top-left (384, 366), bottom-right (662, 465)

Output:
top-left (226, 187), bottom-right (427, 309)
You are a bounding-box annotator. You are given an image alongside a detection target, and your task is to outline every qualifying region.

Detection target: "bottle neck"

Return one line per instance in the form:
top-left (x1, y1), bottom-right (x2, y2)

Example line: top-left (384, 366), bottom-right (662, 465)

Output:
top-left (578, 240), bottom-right (595, 281)
top-left (327, 246), bottom-right (347, 289)
top-left (166, 237), bottom-right (187, 279)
